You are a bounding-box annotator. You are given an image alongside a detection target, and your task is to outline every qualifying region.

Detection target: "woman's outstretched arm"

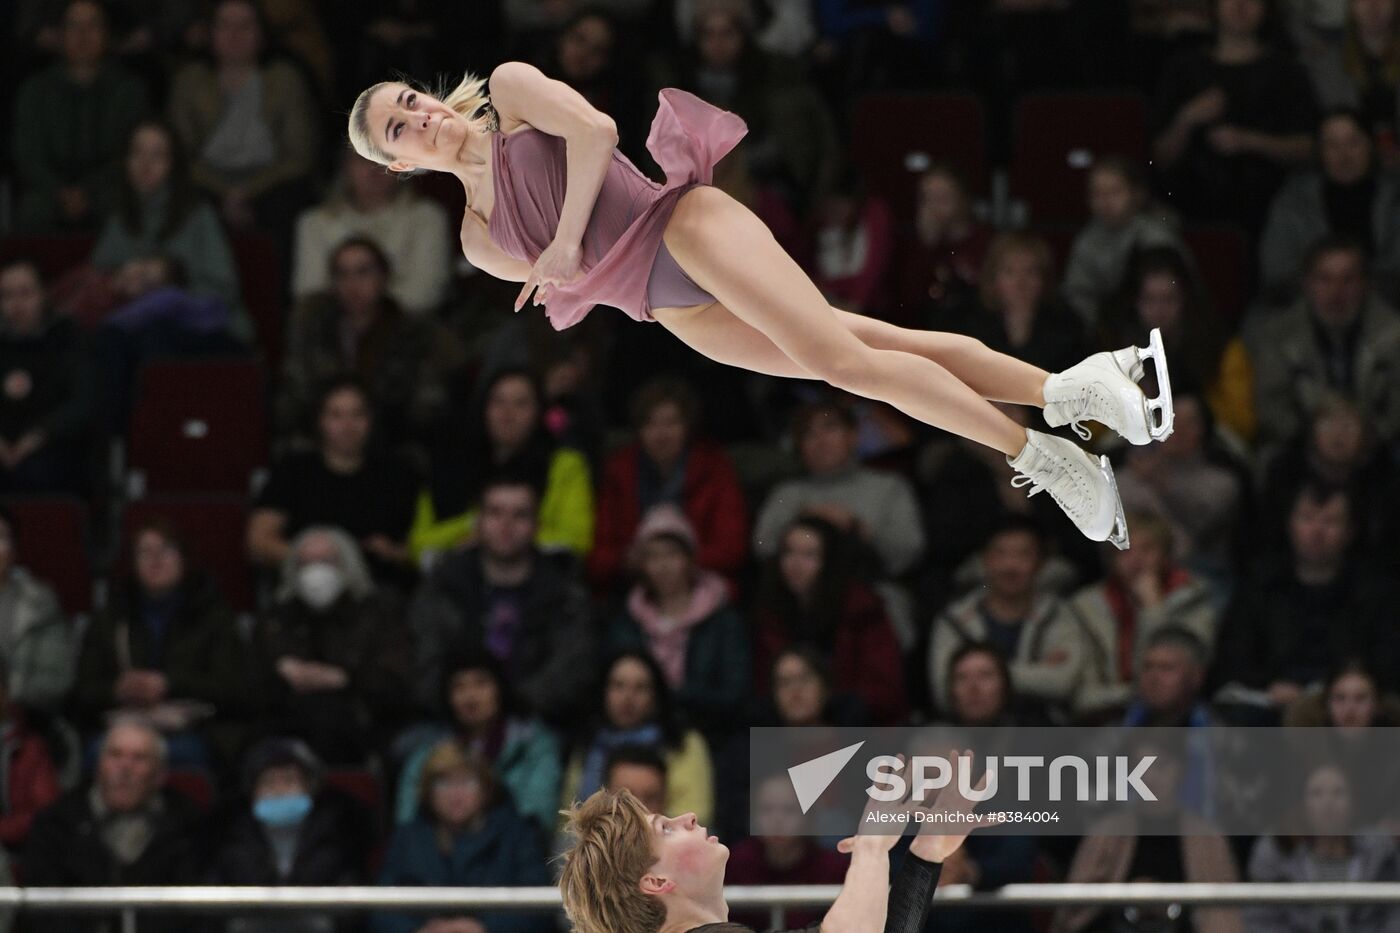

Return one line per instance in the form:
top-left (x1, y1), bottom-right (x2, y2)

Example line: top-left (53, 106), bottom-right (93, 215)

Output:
top-left (487, 61), bottom-right (618, 307)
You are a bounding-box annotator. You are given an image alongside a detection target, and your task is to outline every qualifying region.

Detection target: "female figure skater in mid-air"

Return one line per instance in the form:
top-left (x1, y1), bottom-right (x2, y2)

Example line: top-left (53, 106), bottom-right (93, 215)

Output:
top-left (348, 63), bottom-right (1174, 547)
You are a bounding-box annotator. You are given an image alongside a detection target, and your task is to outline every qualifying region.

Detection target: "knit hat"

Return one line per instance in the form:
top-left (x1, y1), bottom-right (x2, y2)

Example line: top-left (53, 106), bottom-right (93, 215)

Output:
top-left (628, 504), bottom-right (698, 567)
top-left (242, 737), bottom-right (322, 794)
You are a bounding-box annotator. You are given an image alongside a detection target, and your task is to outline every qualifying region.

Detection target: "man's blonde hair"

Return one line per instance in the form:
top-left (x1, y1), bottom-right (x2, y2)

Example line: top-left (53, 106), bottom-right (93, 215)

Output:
top-left (557, 789), bottom-right (666, 933)
top-left (347, 71), bottom-right (492, 166)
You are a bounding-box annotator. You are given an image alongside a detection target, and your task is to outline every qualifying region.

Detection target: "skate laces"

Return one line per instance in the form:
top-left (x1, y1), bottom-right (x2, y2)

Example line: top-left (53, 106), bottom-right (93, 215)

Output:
top-left (1009, 445), bottom-right (1088, 519)
top-left (1055, 386), bottom-right (1115, 442)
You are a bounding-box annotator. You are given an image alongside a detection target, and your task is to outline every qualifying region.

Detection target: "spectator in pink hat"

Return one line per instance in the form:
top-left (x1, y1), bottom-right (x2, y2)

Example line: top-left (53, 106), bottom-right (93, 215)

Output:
top-left (605, 505), bottom-right (749, 738)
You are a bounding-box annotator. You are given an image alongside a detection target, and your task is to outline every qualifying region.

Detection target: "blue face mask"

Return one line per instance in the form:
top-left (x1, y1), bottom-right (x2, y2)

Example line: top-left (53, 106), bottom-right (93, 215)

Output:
top-left (253, 793), bottom-right (313, 827)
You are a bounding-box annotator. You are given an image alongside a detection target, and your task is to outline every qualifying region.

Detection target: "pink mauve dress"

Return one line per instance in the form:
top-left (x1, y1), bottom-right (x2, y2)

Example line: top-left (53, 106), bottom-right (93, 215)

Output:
top-left (486, 88), bottom-right (748, 331)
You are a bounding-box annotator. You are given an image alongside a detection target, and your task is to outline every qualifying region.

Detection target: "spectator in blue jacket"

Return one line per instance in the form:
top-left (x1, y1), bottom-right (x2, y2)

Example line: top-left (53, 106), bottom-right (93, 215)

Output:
top-left (393, 649), bottom-right (562, 841)
top-left (372, 741), bottom-right (552, 933)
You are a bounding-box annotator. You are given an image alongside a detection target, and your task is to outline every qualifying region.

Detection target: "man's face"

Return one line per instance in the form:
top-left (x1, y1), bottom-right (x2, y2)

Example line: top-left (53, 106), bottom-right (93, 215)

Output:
top-left (982, 530), bottom-right (1040, 600)
top-left (641, 810), bottom-right (728, 903)
top-left (97, 724), bottom-right (164, 813)
top-left (1288, 493), bottom-right (1352, 567)
top-left (477, 485), bottom-right (538, 561)
top-left (1320, 116), bottom-right (1373, 185)
top-left (949, 652), bottom-right (1006, 725)
top-left (0, 265), bottom-right (44, 333)
top-left (607, 763), bottom-right (666, 815)
top-left (1304, 250), bottom-right (1367, 329)
top-left (62, 0), bottom-right (107, 68)
top-left (638, 401), bottom-right (688, 468)
top-left (318, 388), bottom-right (371, 457)
top-left (331, 245), bottom-right (387, 315)
top-left (1138, 644), bottom-right (1201, 712)
top-left (799, 413), bottom-right (856, 476)
top-left (753, 776), bottom-right (804, 839)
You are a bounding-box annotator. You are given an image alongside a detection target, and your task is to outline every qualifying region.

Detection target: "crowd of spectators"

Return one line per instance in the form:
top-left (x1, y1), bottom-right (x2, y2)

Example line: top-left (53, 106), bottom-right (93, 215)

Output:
top-left (5, 0), bottom-right (1400, 930)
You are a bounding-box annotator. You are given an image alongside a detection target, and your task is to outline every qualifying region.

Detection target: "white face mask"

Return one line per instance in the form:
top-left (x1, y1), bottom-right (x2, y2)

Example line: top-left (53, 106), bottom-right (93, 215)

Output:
top-left (296, 562), bottom-right (345, 610)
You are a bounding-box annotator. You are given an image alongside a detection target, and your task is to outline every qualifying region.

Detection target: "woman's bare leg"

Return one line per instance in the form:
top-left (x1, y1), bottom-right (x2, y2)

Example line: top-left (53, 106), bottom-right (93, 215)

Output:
top-left (659, 188), bottom-right (1028, 457)
top-left (833, 310), bottom-right (1050, 407)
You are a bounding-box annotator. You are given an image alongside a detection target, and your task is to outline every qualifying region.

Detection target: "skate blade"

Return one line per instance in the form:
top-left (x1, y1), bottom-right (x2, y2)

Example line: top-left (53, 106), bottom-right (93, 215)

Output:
top-left (1136, 328), bottom-right (1174, 442)
top-left (1100, 455), bottom-right (1130, 550)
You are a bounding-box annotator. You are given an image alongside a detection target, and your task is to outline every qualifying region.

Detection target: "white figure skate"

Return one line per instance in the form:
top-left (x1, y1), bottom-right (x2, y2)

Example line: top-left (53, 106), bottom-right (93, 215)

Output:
top-left (1008, 429), bottom-right (1130, 549)
top-left (1042, 327), bottom-right (1174, 446)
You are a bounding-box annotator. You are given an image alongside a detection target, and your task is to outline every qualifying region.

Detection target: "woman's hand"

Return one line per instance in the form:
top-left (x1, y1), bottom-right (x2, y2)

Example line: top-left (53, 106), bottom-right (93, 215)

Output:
top-left (909, 749), bottom-right (986, 864)
top-left (836, 754), bottom-right (914, 856)
top-left (515, 239), bottom-right (583, 312)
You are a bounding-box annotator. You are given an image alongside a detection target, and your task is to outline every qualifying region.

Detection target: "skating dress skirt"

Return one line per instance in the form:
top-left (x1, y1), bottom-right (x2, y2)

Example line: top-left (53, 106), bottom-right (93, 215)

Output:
top-left (486, 89), bottom-right (747, 330)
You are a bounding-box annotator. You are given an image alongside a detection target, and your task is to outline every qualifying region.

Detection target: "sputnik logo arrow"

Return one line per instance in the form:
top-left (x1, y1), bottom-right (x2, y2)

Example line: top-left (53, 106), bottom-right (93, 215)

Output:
top-left (788, 741), bottom-right (865, 814)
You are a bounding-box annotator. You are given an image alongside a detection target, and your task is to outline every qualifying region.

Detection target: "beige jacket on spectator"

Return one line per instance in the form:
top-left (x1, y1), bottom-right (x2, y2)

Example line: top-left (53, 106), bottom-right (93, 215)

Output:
top-left (1053, 811), bottom-right (1243, 933)
top-left (169, 60), bottom-right (319, 199)
top-left (1069, 575), bottom-right (1219, 719)
top-left (1249, 295), bottom-right (1400, 456)
top-left (927, 591), bottom-right (1090, 716)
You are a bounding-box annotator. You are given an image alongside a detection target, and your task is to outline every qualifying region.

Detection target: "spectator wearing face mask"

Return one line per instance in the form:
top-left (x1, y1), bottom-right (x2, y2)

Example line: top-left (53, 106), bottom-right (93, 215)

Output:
top-left (206, 738), bottom-right (368, 933)
top-left (252, 526), bottom-right (412, 764)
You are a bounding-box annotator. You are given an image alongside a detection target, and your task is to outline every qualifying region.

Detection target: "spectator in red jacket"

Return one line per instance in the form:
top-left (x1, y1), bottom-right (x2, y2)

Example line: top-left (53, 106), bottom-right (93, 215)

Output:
top-left (811, 167), bottom-right (895, 319)
top-left (0, 654), bottom-right (60, 850)
top-left (589, 376), bottom-right (748, 594)
top-left (750, 516), bottom-right (908, 725)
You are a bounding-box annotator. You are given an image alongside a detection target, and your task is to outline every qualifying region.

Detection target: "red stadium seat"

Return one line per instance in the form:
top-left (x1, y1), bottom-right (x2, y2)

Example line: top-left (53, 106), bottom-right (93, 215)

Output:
top-left (230, 234), bottom-right (285, 369)
top-left (128, 359), bottom-right (268, 495)
top-left (165, 768), bottom-right (216, 810)
top-left (324, 768), bottom-right (384, 822)
top-left (850, 92), bottom-right (988, 227)
top-left (2, 496), bottom-right (91, 613)
top-left (1010, 91), bottom-right (1149, 225)
top-left (119, 496), bottom-right (254, 612)
top-left (324, 767), bottom-right (382, 809)
top-left (1183, 225), bottom-right (1251, 325)
top-left (0, 235), bottom-right (96, 281)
